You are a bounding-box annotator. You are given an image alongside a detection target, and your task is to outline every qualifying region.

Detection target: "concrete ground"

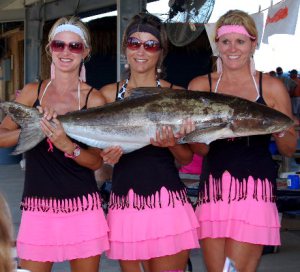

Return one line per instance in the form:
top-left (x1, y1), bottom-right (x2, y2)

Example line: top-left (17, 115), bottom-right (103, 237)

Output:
top-left (1, 163), bottom-right (300, 271)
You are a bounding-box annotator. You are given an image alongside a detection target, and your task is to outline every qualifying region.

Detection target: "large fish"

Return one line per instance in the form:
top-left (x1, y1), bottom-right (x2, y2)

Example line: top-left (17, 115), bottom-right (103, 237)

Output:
top-left (0, 87), bottom-right (294, 155)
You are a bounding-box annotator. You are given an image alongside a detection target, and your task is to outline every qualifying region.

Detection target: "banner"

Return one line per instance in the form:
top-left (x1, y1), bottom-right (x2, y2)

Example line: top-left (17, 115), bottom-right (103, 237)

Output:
top-left (204, 22), bottom-right (217, 56)
top-left (251, 12), bottom-right (265, 48)
top-left (262, 0), bottom-right (300, 44)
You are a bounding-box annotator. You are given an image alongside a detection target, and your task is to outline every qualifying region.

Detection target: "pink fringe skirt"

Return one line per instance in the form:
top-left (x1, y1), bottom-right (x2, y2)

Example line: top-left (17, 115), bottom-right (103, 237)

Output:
top-left (17, 194), bottom-right (109, 262)
top-left (195, 171), bottom-right (281, 245)
top-left (106, 187), bottom-right (200, 260)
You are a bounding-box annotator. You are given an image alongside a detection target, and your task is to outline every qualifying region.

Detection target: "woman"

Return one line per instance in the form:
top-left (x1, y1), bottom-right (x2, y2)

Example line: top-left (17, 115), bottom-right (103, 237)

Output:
top-left (189, 10), bottom-right (297, 271)
top-left (100, 12), bottom-right (200, 272)
top-left (0, 16), bottom-right (114, 272)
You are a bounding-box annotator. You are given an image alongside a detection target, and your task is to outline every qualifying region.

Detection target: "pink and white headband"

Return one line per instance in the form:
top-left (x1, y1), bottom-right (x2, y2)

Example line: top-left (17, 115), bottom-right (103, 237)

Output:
top-left (52, 24), bottom-right (88, 47)
top-left (216, 25), bottom-right (256, 40)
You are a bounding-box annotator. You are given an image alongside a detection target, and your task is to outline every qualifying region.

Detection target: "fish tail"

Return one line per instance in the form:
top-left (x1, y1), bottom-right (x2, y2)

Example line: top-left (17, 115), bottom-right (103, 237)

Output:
top-left (0, 101), bottom-right (45, 155)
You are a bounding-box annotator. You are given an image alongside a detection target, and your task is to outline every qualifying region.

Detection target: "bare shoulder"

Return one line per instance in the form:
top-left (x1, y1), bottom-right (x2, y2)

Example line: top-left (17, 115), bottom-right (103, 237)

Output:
top-left (262, 73), bottom-right (287, 98)
top-left (15, 81), bottom-right (41, 106)
top-left (87, 88), bottom-right (106, 108)
top-left (98, 82), bottom-right (118, 103)
top-left (262, 73), bottom-right (292, 115)
top-left (188, 74), bottom-right (210, 91)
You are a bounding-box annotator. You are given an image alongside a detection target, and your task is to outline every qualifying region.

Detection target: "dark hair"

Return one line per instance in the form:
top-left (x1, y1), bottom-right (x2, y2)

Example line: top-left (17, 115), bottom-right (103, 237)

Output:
top-left (276, 67), bottom-right (283, 74)
top-left (122, 12), bottom-right (168, 78)
top-left (289, 69), bottom-right (298, 75)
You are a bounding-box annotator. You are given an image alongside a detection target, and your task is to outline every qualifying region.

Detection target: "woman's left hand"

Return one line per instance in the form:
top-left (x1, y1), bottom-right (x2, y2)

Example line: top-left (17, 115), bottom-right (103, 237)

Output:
top-left (39, 110), bottom-right (71, 152)
top-left (101, 146), bottom-right (123, 165)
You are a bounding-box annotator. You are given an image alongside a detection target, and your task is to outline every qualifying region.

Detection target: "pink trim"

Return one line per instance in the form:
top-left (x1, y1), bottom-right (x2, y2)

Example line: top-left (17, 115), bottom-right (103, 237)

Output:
top-left (216, 25), bottom-right (256, 40)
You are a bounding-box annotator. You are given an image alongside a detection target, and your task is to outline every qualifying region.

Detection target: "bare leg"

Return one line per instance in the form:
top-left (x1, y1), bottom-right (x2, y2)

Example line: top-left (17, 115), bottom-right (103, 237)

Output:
top-left (119, 260), bottom-right (143, 272)
top-left (201, 238), bottom-right (226, 272)
top-left (19, 259), bottom-right (53, 272)
top-left (148, 250), bottom-right (189, 272)
top-left (70, 255), bottom-right (101, 272)
top-left (225, 238), bottom-right (263, 272)
top-left (141, 260), bottom-right (151, 272)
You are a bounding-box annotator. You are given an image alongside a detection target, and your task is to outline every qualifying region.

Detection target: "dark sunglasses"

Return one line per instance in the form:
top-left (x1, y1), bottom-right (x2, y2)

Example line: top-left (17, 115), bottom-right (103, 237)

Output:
top-left (127, 37), bottom-right (161, 52)
top-left (50, 40), bottom-right (84, 54)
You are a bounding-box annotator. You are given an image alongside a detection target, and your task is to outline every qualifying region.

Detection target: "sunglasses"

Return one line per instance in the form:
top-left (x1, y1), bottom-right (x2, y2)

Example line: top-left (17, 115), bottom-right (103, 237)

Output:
top-left (127, 37), bottom-right (161, 52)
top-left (50, 40), bottom-right (84, 54)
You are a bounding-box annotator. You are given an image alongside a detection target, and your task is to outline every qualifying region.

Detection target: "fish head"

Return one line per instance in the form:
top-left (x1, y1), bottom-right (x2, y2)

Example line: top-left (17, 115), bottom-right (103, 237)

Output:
top-left (230, 101), bottom-right (294, 136)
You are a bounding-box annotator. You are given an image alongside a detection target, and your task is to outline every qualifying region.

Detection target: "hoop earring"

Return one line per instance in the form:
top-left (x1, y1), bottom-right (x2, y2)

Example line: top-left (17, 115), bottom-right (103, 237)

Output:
top-left (250, 56), bottom-right (256, 76)
top-left (79, 61), bottom-right (86, 82)
top-left (51, 62), bottom-right (55, 80)
top-left (216, 56), bottom-right (222, 74)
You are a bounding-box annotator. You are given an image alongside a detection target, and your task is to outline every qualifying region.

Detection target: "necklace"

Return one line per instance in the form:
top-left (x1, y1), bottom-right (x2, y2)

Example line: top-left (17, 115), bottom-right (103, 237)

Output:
top-left (40, 80), bottom-right (81, 110)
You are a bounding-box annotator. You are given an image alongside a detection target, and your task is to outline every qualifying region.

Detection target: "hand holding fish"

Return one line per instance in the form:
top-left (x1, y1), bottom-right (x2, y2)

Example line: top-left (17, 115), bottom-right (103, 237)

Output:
top-left (100, 146), bottom-right (123, 165)
top-left (151, 118), bottom-right (195, 147)
top-left (175, 117), bottom-right (195, 139)
top-left (150, 126), bottom-right (177, 147)
top-left (38, 106), bottom-right (73, 153)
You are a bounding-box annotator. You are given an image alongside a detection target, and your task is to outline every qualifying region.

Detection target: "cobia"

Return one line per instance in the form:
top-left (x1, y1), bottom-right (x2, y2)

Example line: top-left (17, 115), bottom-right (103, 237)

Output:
top-left (0, 87), bottom-right (294, 155)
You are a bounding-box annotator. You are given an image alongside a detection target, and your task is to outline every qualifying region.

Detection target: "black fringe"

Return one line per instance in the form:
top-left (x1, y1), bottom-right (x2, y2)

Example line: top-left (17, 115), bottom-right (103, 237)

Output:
top-left (109, 189), bottom-right (189, 210)
top-left (198, 176), bottom-right (276, 205)
top-left (20, 192), bottom-right (102, 213)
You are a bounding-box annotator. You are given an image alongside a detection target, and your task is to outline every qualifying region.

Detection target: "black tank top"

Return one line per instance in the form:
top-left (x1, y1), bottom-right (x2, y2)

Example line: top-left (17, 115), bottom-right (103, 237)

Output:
top-left (199, 72), bottom-right (278, 203)
top-left (109, 81), bottom-right (187, 210)
top-left (21, 81), bottom-right (101, 212)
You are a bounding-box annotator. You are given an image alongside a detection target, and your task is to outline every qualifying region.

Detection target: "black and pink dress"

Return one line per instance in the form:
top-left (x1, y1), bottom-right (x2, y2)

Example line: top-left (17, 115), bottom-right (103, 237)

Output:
top-left (106, 80), bottom-right (200, 260)
top-left (195, 72), bottom-right (281, 246)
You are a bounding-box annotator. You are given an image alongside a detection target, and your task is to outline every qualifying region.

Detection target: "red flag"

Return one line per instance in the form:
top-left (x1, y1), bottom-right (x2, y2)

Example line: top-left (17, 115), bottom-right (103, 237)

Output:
top-left (262, 0), bottom-right (300, 44)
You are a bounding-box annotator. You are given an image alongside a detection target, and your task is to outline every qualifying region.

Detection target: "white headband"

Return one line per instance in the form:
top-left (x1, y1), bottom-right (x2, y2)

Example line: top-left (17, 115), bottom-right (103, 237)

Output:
top-left (52, 24), bottom-right (88, 47)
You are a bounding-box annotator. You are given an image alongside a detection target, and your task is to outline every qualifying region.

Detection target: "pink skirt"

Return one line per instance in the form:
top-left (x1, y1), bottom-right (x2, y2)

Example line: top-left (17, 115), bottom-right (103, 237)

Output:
top-left (195, 171), bottom-right (281, 245)
top-left (17, 194), bottom-right (109, 262)
top-left (106, 187), bottom-right (200, 260)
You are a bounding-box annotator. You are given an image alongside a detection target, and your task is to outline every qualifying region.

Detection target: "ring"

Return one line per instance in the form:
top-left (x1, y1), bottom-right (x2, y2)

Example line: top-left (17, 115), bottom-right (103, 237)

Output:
top-left (48, 132), bottom-right (53, 138)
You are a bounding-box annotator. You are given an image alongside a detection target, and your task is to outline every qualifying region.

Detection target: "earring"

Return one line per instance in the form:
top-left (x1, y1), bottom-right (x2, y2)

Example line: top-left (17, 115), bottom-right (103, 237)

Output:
top-left (51, 62), bottom-right (55, 80)
top-left (216, 56), bottom-right (222, 74)
top-left (250, 56), bottom-right (256, 76)
top-left (124, 63), bottom-right (129, 70)
top-left (79, 61), bottom-right (86, 82)
top-left (157, 67), bottom-right (162, 74)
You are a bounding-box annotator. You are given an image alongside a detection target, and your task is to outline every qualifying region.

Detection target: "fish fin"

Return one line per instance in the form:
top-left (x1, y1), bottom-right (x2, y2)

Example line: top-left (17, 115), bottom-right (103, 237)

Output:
top-left (127, 87), bottom-right (174, 99)
top-left (0, 101), bottom-right (45, 154)
top-left (178, 124), bottom-right (230, 145)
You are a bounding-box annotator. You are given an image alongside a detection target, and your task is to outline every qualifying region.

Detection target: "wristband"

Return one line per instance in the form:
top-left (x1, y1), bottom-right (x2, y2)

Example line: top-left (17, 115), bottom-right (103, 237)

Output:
top-left (64, 144), bottom-right (81, 159)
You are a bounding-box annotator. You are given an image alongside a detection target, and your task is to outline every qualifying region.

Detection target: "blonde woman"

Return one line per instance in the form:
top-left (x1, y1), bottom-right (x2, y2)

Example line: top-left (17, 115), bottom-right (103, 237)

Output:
top-left (189, 10), bottom-right (296, 271)
top-left (0, 17), bottom-right (117, 272)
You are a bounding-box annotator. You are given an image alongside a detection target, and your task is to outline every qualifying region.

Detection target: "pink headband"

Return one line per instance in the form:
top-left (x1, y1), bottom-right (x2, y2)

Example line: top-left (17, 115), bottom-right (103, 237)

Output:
top-left (216, 25), bottom-right (256, 40)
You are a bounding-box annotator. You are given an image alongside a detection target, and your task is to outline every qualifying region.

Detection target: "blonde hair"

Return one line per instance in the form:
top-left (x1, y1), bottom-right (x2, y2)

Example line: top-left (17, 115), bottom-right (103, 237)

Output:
top-left (215, 10), bottom-right (258, 42)
top-left (0, 194), bottom-right (14, 272)
top-left (46, 16), bottom-right (91, 57)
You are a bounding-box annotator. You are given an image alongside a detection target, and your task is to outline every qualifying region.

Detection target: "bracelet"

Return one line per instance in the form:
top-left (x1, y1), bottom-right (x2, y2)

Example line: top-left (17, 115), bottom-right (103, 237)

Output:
top-left (64, 144), bottom-right (81, 159)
